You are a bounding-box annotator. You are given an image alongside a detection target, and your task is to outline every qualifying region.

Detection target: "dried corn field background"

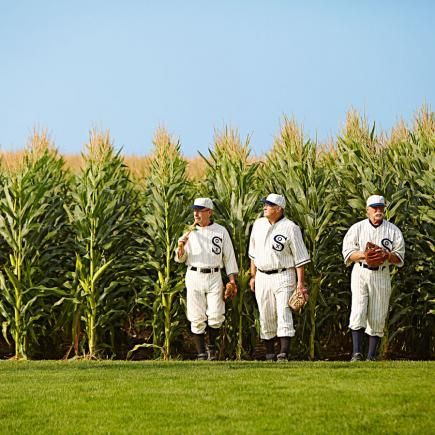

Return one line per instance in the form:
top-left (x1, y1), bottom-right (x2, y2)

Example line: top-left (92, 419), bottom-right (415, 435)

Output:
top-left (0, 108), bottom-right (433, 361)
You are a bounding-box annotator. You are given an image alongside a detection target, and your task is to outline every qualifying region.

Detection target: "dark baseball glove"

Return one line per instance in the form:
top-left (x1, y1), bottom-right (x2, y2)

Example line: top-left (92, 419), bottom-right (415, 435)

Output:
top-left (224, 282), bottom-right (238, 301)
top-left (288, 286), bottom-right (309, 313)
top-left (365, 242), bottom-right (389, 267)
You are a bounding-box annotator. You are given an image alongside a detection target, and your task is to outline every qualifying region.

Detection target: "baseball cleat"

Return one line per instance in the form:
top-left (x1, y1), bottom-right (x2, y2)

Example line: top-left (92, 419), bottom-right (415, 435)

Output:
top-left (350, 352), bottom-right (363, 362)
top-left (206, 346), bottom-right (218, 361)
top-left (265, 353), bottom-right (277, 362)
top-left (196, 353), bottom-right (207, 361)
top-left (276, 353), bottom-right (288, 362)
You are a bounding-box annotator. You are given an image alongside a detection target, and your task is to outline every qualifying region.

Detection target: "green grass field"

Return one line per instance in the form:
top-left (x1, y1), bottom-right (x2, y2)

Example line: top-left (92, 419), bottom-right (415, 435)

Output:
top-left (1, 361), bottom-right (434, 434)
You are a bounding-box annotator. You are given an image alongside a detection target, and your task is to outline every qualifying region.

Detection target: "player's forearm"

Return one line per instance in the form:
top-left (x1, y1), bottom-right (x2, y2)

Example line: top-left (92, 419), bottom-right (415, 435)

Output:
top-left (296, 266), bottom-right (305, 288)
top-left (250, 260), bottom-right (257, 277)
top-left (388, 252), bottom-right (401, 265)
top-left (249, 260), bottom-right (256, 292)
top-left (228, 273), bottom-right (237, 284)
top-left (348, 251), bottom-right (366, 263)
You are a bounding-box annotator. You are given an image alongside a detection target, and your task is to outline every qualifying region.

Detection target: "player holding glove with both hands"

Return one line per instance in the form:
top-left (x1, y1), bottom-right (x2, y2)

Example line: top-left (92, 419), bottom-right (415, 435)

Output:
top-left (343, 195), bottom-right (405, 362)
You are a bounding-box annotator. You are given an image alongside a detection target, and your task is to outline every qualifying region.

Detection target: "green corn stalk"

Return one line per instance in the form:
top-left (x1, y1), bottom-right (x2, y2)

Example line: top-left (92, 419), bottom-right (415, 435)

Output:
top-left (381, 109), bottom-right (435, 359)
top-left (137, 128), bottom-right (192, 360)
top-left (65, 130), bottom-right (140, 358)
top-left (263, 118), bottom-right (342, 359)
top-left (0, 133), bottom-right (72, 359)
top-left (200, 127), bottom-right (262, 360)
top-left (333, 108), bottom-right (435, 359)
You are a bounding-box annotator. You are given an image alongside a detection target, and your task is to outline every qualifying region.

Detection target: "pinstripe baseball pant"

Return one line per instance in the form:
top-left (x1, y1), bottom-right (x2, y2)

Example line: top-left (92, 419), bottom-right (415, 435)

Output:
top-left (255, 268), bottom-right (296, 340)
top-left (349, 262), bottom-right (392, 337)
top-left (185, 269), bottom-right (225, 334)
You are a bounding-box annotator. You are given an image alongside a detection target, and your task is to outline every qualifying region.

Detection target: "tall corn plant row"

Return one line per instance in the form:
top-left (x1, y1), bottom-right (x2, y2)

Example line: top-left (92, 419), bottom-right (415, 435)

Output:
top-left (382, 110), bottom-right (435, 358)
top-left (263, 119), bottom-right (341, 359)
top-left (333, 109), bottom-right (435, 358)
top-left (137, 128), bottom-right (192, 360)
top-left (0, 133), bottom-right (71, 359)
top-left (200, 128), bottom-right (262, 360)
top-left (333, 111), bottom-right (415, 357)
top-left (65, 131), bottom-right (140, 358)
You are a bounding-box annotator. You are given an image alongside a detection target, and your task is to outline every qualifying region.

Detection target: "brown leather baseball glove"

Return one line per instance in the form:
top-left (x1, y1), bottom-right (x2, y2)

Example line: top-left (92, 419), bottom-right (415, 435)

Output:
top-left (365, 242), bottom-right (389, 267)
top-left (288, 286), bottom-right (309, 313)
top-left (224, 282), bottom-right (238, 301)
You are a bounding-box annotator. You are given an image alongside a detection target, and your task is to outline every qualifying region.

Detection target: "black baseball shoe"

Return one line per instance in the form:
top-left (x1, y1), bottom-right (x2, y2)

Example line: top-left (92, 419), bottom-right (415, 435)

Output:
top-left (196, 353), bottom-right (207, 361)
top-left (276, 353), bottom-right (288, 363)
top-left (265, 353), bottom-right (276, 362)
top-left (350, 352), bottom-right (363, 362)
top-left (366, 356), bottom-right (377, 361)
top-left (207, 346), bottom-right (218, 361)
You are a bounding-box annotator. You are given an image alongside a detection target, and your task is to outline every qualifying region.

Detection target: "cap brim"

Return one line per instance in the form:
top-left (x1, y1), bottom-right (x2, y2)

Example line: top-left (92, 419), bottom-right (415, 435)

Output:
top-left (368, 203), bottom-right (385, 208)
top-left (261, 198), bottom-right (278, 206)
top-left (191, 205), bottom-right (207, 210)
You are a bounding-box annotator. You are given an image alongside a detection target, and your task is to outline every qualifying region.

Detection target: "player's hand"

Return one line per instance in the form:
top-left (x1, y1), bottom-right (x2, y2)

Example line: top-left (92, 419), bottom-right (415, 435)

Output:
top-left (177, 244), bottom-right (184, 256)
top-left (178, 233), bottom-right (189, 247)
top-left (249, 277), bottom-right (255, 292)
top-left (177, 235), bottom-right (188, 258)
top-left (297, 284), bottom-right (309, 302)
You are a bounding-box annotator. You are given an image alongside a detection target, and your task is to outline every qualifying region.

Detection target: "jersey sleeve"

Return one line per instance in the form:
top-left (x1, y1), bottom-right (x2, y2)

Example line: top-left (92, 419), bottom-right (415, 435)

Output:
top-left (248, 221), bottom-right (257, 260)
top-left (391, 227), bottom-right (405, 267)
top-left (342, 224), bottom-right (359, 266)
top-left (289, 225), bottom-right (311, 267)
top-left (222, 227), bottom-right (239, 276)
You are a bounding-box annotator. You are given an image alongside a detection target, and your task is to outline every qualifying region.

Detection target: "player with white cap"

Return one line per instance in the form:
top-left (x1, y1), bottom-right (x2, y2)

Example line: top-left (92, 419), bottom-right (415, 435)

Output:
top-left (342, 194), bottom-right (405, 361)
top-left (175, 198), bottom-right (238, 360)
top-left (248, 193), bottom-right (311, 362)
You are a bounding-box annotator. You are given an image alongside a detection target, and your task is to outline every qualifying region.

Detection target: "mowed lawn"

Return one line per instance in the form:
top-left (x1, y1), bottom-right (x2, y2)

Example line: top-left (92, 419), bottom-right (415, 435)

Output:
top-left (0, 361), bottom-right (434, 434)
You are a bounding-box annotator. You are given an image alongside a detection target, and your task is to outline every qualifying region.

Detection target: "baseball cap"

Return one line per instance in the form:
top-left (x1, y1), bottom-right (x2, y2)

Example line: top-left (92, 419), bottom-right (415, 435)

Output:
top-left (191, 197), bottom-right (214, 210)
top-left (261, 193), bottom-right (286, 209)
top-left (366, 195), bottom-right (385, 208)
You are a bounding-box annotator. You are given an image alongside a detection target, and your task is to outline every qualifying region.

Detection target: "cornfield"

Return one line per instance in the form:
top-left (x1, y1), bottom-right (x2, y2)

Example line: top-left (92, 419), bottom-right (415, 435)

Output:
top-left (0, 108), bottom-right (434, 360)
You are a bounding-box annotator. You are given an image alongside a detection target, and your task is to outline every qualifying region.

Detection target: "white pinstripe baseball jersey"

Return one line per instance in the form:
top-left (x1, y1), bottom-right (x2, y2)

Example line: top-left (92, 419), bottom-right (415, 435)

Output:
top-left (343, 218), bottom-right (405, 337)
top-left (343, 219), bottom-right (405, 267)
top-left (248, 216), bottom-right (310, 270)
top-left (175, 222), bottom-right (238, 276)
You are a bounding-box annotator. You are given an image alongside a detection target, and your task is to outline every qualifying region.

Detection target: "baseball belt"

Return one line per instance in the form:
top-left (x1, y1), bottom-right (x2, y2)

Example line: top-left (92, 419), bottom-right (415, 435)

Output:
top-left (189, 266), bottom-right (220, 273)
top-left (359, 262), bottom-right (385, 271)
top-left (257, 267), bottom-right (289, 275)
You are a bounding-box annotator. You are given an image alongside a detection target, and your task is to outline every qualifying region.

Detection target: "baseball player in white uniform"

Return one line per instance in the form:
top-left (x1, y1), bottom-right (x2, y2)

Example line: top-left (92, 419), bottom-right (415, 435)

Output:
top-left (175, 198), bottom-right (238, 360)
top-left (249, 194), bottom-right (310, 362)
top-left (343, 195), bottom-right (405, 361)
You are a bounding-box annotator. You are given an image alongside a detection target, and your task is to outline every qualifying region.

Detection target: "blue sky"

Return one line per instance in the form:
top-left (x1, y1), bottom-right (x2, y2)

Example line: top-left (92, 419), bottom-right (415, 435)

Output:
top-left (1, 0), bottom-right (434, 156)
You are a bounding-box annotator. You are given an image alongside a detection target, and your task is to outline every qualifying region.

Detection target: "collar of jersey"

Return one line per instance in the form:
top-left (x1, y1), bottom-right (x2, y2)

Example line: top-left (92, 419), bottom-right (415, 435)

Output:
top-left (195, 220), bottom-right (214, 228)
top-left (266, 214), bottom-right (285, 225)
top-left (368, 218), bottom-right (383, 228)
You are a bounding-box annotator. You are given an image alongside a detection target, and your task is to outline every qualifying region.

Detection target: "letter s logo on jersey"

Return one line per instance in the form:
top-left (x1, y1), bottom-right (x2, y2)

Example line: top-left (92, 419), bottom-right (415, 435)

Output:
top-left (272, 234), bottom-right (287, 251)
top-left (212, 236), bottom-right (223, 254)
top-left (381, 238), bottom-right (393, 252)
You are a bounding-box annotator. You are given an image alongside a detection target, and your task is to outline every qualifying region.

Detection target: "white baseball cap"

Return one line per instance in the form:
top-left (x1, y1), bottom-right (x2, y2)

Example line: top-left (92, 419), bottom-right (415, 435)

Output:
top-left (191, 197), bottom-right (214, 210)
top-left (366, 195), bottom-right (385, 208)
top-left (261, 193), bottom-right (286, 209)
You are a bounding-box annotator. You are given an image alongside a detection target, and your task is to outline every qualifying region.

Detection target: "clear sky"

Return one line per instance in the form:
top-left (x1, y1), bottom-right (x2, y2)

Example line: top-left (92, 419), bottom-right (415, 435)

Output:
top-left (1, 0), bottom-right (434, 156)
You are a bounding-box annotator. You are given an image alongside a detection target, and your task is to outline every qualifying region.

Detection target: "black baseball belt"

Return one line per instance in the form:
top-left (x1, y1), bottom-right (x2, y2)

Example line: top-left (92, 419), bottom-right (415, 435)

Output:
top-left (189, 266), bottom-right (220, 273)
top-left (257, 267), bottom-right (289, 275)
top-left (359, 262), bottom-right (385, 271)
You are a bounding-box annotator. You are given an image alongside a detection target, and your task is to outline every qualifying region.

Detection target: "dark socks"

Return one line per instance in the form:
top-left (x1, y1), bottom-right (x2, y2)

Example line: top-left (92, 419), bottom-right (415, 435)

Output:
top-left (367, 336), bottom-right (380, 359)
top-left (265, 337), bottom-right (276, 354)
top-left (351, 329), bottom-right (364, 355)
top-left (193, 333), bottom-right (206, 354)
top-left (279, 337), bottom-right (290, 355)
top-left (208, 327), bottom-right (220, 348)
